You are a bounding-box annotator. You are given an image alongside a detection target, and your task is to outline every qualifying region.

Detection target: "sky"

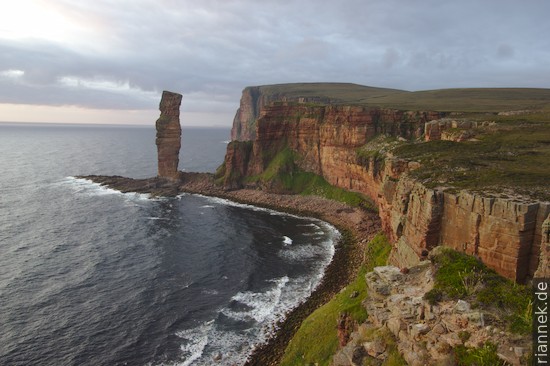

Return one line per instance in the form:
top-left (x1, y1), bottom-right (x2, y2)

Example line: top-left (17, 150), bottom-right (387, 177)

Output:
top-left (0, 0), bottom-right (549, 126)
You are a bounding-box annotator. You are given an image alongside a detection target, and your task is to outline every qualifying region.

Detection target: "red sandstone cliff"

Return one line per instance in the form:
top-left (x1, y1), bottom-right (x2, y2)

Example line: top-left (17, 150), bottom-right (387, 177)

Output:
top-left (156, 91), bottom-right (182, 180)
top-left (222, 90), bottom-right (549, 282)
top-left (230, 84), bottom-right (378, 141)
top-left (231, 87), bottom-right (336, 141)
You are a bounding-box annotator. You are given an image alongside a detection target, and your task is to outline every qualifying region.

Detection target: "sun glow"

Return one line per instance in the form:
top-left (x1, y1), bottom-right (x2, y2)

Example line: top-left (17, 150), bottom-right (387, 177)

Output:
top-left (0, 0), bottom-right (89, 44)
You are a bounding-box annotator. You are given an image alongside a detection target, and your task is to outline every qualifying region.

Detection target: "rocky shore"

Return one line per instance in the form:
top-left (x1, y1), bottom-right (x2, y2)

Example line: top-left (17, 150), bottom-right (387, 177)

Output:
top-left (78, 172), bottom-right (381, 365)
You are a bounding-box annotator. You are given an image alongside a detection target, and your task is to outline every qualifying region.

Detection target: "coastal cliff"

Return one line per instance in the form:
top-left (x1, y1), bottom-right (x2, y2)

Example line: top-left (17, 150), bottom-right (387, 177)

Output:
top-left (222, 85), bottom-right (550, 283)
top-left (78, 85), bottom-right (549, 365)
top-left (230, 83), bottom-right (407, 141)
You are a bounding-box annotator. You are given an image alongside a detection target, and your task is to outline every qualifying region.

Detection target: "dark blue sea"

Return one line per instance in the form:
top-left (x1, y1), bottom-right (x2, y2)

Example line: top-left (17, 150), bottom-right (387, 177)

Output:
top-left (0, 123), bottom-right (338, 366)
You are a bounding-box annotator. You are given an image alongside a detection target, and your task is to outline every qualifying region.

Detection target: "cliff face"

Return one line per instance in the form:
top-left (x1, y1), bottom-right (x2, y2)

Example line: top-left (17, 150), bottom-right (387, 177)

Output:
top-left (231, 87), bottom-right (343, 141)
top-left (156, 91), bottom-right (182, 180)
top-left (222, 90), bottom-right (549, 282)
top-left (230, 86), bottom-right (261, 141)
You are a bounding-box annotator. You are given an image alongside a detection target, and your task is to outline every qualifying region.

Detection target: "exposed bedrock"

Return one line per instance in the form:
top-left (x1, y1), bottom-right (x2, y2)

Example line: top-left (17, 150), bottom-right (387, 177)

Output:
top-left (156, 90), bottom-right (182, 180)
top-left (223, 96), bottom-right (549, 282)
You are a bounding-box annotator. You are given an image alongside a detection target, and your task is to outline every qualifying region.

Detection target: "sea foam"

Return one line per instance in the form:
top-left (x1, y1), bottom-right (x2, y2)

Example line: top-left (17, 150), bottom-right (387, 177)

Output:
top-left (63, 176), bottom-right (157, 201)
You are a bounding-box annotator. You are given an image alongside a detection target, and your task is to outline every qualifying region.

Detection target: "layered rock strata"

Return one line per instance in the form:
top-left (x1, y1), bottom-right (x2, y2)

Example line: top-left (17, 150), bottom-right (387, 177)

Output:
top-left (156, 91), bottom-right (182, 180)
top-left (535, 214), bottom-right (550, 278)
top-left (231, 86), bottom-right (370, 141)
top-left (224, 96), bottom-right (549, 282)
top-left (332, 262), bottom-right (530, 366)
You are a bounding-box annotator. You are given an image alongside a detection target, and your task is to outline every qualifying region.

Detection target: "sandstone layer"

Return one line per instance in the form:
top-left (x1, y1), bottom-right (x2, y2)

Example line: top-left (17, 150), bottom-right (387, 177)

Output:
top-left (332, 262), bottom-right (530, 366)
top-left (223, 92), bottom-right (549, 282)
top-left (156, 90), bottom-right (182, 180)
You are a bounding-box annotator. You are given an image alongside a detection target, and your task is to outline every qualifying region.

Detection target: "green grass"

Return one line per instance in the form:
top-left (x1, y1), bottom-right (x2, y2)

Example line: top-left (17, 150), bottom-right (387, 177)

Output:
top-left (365, 87), bottom-right (550, 112)
top-left (253, 83), bottom-right (550, 112)
top-left (254, 82), bottom-right (406, 105)
top-left (453, 342), bottom-right (507, 366)
top-left (249, 146), bottom-right (377, 210)
top-left (279, 234), bottom-right (391, 366)
top-left (391, 118), bottom-right (550, 200)
top-left (429, 248), bottom-right (532, 334)
top-left (357, 327), bottom-right (408, 366)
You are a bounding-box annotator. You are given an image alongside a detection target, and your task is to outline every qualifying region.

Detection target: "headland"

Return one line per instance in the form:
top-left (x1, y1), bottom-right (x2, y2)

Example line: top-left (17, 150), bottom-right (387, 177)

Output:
top-left (80, 83), bottom-right (550, 365)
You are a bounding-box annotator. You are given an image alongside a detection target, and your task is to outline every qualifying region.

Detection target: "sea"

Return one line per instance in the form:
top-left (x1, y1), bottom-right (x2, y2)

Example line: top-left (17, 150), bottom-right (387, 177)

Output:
top-left (0, 122), bottom-right (339, 366)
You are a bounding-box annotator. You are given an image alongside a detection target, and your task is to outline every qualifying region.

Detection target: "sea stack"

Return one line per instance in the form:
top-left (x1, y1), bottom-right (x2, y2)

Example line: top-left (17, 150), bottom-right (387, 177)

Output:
top-left (156, 90), bottom-right (182, 180)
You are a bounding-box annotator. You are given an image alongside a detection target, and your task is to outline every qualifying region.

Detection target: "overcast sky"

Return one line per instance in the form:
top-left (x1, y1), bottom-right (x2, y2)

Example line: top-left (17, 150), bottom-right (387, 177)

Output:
top-left (0, 0), bottom-right (549, 126)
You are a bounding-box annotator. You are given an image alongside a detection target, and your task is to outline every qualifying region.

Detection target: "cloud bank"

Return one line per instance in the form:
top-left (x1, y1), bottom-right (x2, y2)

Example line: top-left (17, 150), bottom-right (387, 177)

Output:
top-left (0, 0), bottom-right (549, 124)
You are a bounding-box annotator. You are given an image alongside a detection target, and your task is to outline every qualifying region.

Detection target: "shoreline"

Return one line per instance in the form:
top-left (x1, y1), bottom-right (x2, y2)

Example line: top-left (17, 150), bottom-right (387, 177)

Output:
top-left (77, 172), bottom-right (381, 365)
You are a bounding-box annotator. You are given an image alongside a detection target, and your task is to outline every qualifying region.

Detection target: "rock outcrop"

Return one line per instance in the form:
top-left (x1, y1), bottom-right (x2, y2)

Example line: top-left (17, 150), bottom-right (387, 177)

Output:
top-left (332, 262), bottom-right (531, 366)
top-left (156, 90), bottom-right (182, 180)
top-left (230, 84), bottom-right (397, 141)
top-left (535, 214), bottom-right (550, 278)
top-left (231, 87), bottom-right (335, 141)
top-left (221, 89), bottom-right (549, 282)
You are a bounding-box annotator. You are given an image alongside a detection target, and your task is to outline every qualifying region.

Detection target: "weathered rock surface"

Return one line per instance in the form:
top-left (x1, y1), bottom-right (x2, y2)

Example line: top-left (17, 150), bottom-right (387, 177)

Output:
top-left (332, 262), bottom-right (531, 366)
top-left (156, 90), bottom-right (182, 180)
top-left (230, 86), bottom-right (338, 141)
top-left (535, 214), bottom-right (550, 278)
top-left (223, 93), bottom-right (549, 282)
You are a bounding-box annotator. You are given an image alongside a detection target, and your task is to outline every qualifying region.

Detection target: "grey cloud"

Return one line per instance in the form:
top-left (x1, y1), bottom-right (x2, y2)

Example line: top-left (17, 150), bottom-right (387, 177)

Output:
top-left (383, 48), bottom-right (400, 69)
top-left (497, 44), bottom-right (515, 59)
top-left (0, 0), bottom-right (549, 117)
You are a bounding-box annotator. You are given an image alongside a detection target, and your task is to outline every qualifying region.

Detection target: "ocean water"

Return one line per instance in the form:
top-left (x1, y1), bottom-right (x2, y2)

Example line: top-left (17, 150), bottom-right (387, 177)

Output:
top-left (0, 123), bottom-right (338, 366)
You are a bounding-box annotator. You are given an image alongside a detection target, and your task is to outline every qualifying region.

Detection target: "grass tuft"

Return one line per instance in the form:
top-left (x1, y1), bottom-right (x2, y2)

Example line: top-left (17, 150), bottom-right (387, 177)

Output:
top-left (430, 248), bottom-right (532, 334)
top-left (279, 234), bottom-right (391, 366)
top-left (453, 342), bottom-right (507, 366)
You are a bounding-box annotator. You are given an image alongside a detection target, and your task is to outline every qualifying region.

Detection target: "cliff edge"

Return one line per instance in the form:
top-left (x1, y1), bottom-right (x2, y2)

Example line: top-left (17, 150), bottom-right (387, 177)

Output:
top-left (221, 84), bottom-right (550, 283)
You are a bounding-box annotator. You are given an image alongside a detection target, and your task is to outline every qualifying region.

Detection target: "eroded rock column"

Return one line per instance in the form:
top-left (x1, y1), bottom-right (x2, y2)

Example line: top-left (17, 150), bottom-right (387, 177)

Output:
top-left (156, 91), bottom-right (182, 180)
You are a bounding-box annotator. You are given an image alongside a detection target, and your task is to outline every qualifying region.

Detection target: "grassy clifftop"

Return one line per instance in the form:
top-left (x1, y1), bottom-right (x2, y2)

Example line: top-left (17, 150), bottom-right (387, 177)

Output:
top-left (253, 82), bottom-right (405, 104)
top-left (250, 82), bottom-right (550, 112)
top-left (367, 87), bottom-right (550, 112)
top-left (361, 111), bottom-right (550, 200)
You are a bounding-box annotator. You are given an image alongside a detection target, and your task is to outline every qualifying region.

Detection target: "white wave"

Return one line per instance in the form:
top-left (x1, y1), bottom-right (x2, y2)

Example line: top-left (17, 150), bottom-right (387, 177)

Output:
top-left (222, 140), bottom-right (231, 144)
top-left (167, 198), bottom-right (340, 366)
top-left (279, 244), bottom-right (325, 261)
top-left (224, 276), bottom-right (289, 324)
top-left (301, 231), bottom-right (325, 237)
top-left (194, 194), bottom-right (301, 219)
top-left (200, 205), bottom-right (215, 208)
top-left (176, 320), bottom-right (213, 366)
top-left (147, 217), bottom-right (170, 221)
top-left (174, 320), bottom-right (253, 366)
top-left (63, 176), bottom-right (156, 201)
top-left (172, 224), bottom-right (338, 365)
top-left (282, 236), bottom-right (293, 245)
top-left (297, 223), bottom-right (321, 229)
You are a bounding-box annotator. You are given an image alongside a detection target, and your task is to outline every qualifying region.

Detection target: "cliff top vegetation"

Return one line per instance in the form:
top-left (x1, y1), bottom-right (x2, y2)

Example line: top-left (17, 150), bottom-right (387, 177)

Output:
top-left (250, 82), bottom-right (550, 112)
top-left (390, 112), bottom-right (550, 201)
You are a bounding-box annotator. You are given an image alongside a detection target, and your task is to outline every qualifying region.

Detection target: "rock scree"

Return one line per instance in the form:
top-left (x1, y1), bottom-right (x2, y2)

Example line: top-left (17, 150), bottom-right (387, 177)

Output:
top-left (156, 90), bottom-right (182, 180)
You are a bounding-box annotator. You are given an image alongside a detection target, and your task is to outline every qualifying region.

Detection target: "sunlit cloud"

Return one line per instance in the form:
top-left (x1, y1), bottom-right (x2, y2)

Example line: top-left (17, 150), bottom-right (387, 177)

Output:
top-left (0, 0), bottom-right (549, 125)
top-left (0, 69), bottom-right (25, 78)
